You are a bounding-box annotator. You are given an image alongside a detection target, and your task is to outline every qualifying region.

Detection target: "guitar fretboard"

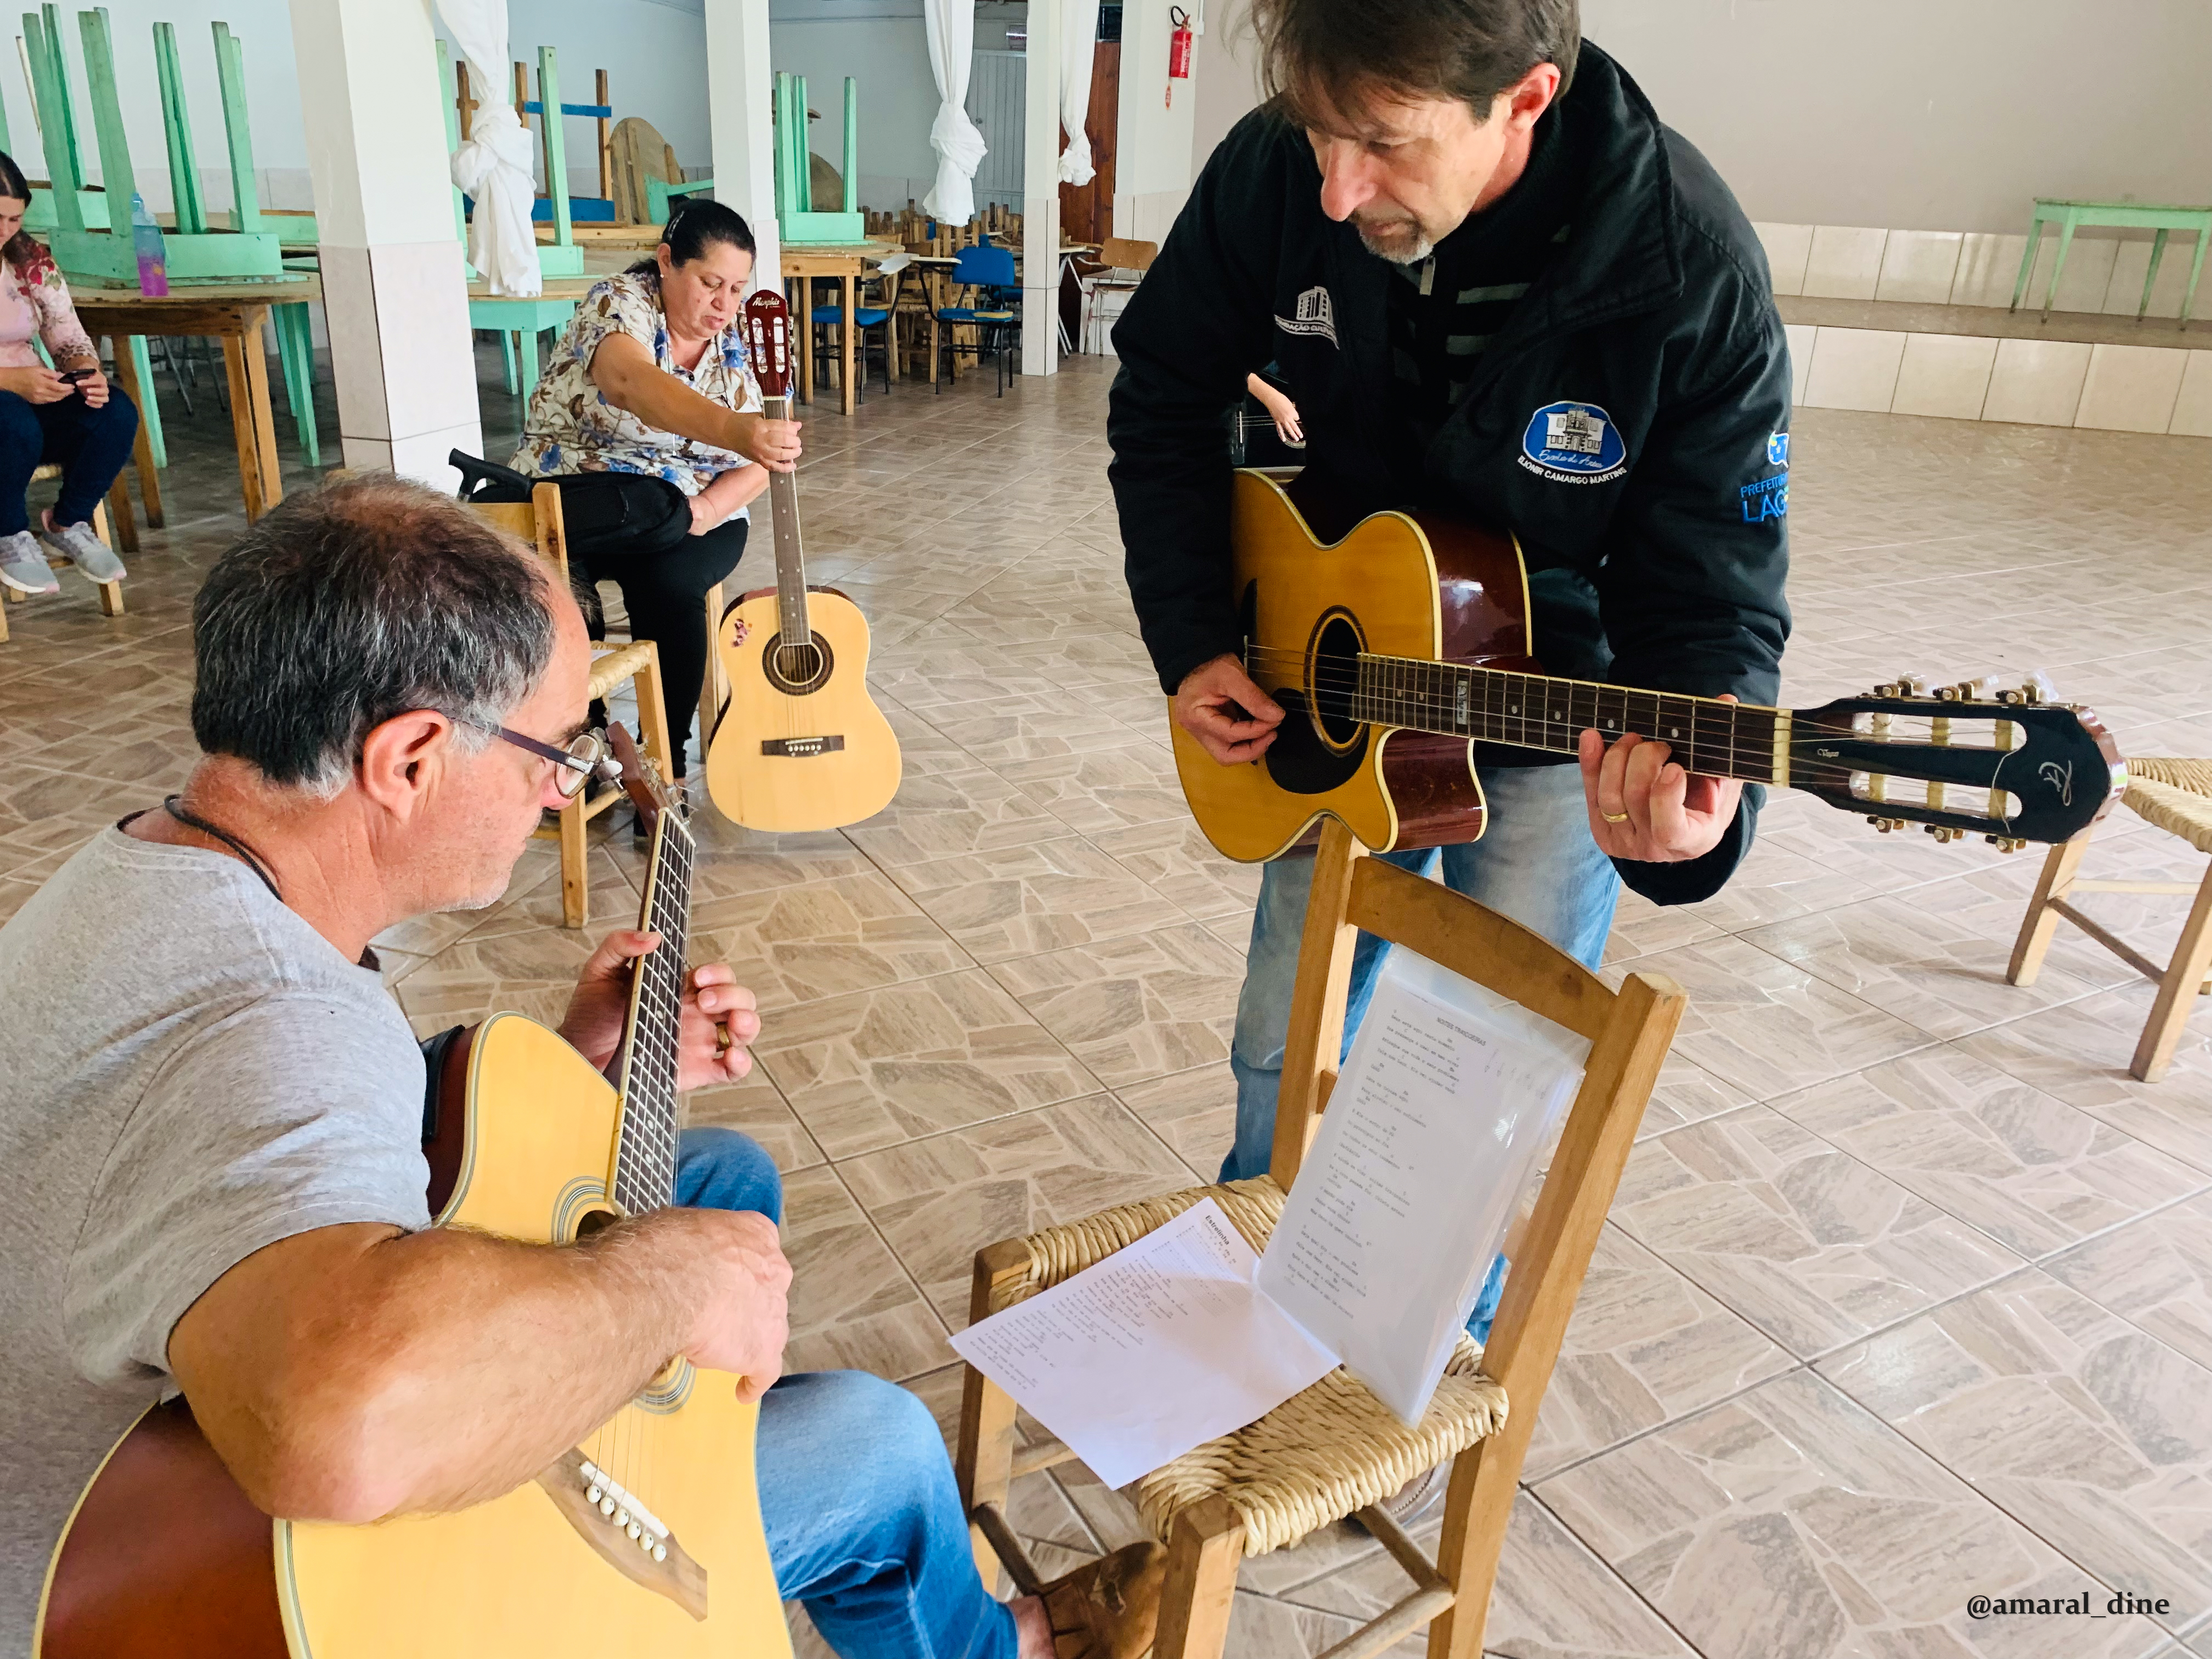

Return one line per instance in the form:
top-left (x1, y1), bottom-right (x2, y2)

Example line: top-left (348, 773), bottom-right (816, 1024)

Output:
top-left (762, 392), bottom-right (810, 651)
top-left (610, 810), bottom-right (696, 1215)
top-left (1338, 654), bottom-right (1787, 785)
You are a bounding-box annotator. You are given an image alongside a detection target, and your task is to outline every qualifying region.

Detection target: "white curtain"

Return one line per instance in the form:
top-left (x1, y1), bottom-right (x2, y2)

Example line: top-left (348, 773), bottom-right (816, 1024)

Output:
top-left (437, 0), bottom-right (540, 296)
top-left (922, 0), bottom-right (986, 223)
top-left (1058, 0), bottom-right (1102, 185)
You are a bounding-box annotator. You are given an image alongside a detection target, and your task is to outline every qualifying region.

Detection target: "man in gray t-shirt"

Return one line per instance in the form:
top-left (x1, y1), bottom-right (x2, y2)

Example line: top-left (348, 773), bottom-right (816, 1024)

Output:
top-left (1, 477), bottom-right (1160, 1659)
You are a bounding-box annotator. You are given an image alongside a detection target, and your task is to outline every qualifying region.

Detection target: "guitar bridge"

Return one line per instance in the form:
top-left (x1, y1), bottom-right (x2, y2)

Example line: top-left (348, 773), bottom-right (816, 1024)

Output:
top-left (535, 1447), bottom-right (708, 1620)
top-left (760, 736), bottom-right (845, 757)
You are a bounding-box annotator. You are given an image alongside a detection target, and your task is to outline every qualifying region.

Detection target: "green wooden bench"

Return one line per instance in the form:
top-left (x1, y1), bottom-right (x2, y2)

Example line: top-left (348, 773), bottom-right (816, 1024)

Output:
top-left (2010, 197), bottom-right (2211, 328)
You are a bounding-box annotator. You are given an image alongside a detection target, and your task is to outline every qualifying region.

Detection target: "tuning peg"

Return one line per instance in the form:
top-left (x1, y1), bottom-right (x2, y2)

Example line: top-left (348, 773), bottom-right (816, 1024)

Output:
top-left (1923, 823), bottom-right (1966, 844)
top-left (1866, 815), bottom-right (1908, 833)
top-left (1983, 834), bottom-right (2029, 853)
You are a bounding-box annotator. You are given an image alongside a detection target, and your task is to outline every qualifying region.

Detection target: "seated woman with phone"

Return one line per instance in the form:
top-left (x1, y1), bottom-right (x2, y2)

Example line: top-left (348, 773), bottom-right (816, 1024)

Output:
top-left (0, 150), bottom-right (136, 597)
top-left (512, 199), bottom-right (802, 769)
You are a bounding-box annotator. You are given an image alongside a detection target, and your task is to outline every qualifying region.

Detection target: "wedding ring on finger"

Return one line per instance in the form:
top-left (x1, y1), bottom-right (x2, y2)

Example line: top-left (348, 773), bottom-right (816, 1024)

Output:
top-left (1601, 810), bottom-right (1632, 823)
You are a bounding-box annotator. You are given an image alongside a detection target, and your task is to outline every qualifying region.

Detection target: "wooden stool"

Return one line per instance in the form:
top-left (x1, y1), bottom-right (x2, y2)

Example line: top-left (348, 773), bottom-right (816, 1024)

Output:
top-left (464, 484), bottom-right (676, 928)
top-left (1, 463), bottom-right (126, 642)
top-left (2010, 756), bottom-right (2212, 1081)
top-left (955, 820), bottom-right (1686, 1659)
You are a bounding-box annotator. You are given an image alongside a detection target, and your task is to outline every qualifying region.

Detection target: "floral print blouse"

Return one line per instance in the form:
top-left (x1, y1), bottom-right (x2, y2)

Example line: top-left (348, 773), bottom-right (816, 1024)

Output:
top-left (511, 269), bottom-right (760, 499)
top-left (0, 246), bottom-right (97, 370)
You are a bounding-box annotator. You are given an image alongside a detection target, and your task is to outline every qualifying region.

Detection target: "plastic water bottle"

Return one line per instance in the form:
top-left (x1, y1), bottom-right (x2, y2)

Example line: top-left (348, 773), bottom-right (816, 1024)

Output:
top-left (130, 193), bottom-right (168, 296)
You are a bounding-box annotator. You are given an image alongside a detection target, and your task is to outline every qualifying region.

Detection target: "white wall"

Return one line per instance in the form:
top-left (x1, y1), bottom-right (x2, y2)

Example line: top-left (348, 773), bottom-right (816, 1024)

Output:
top-left (1189, 0), bottom-right (1257, 179)
top-left (1179, 0), bottom-right (2212, 237)
top-left (1582, 0), bottom-right (2212, 233)
top-left (768, 12), bottom-right (938, 210)
top-left (1114, 0), bottom-right (1195, 241)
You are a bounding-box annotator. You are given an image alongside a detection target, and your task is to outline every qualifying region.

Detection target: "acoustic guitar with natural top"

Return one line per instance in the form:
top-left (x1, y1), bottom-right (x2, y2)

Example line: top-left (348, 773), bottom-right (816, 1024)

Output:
top-left (35, 727), bottom-right (792, 1659)
top-left (1176, 468), bottom-right (2125, 861)
top-left (705, 288), bottom-right (901, 832)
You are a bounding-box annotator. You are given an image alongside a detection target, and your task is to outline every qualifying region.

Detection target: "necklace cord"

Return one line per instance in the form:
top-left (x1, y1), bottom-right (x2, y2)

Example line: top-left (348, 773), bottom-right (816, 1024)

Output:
top-left (156, 795), bottom-right (285, 904)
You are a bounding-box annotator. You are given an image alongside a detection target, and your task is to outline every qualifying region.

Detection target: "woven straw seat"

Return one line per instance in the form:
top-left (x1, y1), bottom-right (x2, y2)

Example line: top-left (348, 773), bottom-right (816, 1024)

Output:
top-left (586, 640), bottom-right (659, 703)
top-left (992, 1176), bottom-right (1508, 1558)
top-left (2123, 757), bottom-right (2212, 853)
top-left (957, 822), bottom-right (1687, 1659)
top-left (2012, 752), bottom-right (2212, 1081)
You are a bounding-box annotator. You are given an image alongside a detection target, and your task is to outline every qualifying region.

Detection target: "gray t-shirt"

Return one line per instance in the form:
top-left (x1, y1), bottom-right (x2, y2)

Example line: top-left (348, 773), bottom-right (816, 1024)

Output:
top-left (0, 828), bottom-right (430, 1643)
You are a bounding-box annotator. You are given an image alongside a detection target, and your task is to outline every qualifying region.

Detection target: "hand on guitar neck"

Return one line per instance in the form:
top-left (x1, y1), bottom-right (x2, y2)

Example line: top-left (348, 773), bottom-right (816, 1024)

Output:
top-left (1577, 693), bottom-right (1742, 864)
top-left (1176, 653), bottom-right (1740, 862)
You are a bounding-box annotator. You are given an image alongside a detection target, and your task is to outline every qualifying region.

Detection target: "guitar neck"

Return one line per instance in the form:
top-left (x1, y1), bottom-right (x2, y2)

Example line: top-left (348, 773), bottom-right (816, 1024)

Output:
top-left (761, 392), bottom-right (810, 645)
top-left (609, 810), bottom-right (696, 1215)
top-left (1341, 652), bottom-right (1792, 786)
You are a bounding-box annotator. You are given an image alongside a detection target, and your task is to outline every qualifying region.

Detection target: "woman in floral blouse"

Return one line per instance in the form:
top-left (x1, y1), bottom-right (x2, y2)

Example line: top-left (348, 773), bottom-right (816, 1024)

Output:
top-left (0, 150), bottom-right (136, 597)
top-left (514, 200), bottom-right (800, 768)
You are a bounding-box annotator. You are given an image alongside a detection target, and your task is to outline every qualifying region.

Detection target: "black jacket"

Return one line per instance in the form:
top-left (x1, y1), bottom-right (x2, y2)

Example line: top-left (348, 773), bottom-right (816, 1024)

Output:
top-left (1107, 44), bottom-right (1791, 905)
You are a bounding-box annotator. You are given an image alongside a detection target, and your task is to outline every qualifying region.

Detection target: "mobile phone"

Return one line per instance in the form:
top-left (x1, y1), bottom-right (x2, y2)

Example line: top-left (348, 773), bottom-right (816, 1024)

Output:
top-left (58, 368), bottom-right (95, 383)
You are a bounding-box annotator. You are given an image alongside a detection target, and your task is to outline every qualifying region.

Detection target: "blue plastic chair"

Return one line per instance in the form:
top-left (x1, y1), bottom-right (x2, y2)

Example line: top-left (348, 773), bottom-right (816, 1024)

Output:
top-left (809, 296), bottom-right (893, 400)
top-left (934, 242), bottom-right (1020, 396)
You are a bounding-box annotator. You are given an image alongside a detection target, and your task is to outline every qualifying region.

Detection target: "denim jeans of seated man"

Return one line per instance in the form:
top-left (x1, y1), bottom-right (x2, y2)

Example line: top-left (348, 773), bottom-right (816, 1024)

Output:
top-left (675, 1127), bottom-right (1018, 1659)
top-left (1216, 764), bottom-right (1621, 1344)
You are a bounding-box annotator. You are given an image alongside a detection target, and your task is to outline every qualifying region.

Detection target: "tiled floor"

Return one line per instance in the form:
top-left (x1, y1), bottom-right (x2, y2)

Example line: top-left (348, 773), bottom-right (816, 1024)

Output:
top-left (7, 343), bottom-right (2212, 1659)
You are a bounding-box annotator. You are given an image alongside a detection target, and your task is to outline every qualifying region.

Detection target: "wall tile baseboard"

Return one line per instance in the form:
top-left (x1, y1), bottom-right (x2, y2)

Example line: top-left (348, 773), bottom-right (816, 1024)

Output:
top-left (1793, 326), bottom-right (2211, 436)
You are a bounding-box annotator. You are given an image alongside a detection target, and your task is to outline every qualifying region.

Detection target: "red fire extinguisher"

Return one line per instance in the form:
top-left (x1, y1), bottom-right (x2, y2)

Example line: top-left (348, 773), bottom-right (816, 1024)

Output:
top-left (1167, 5), bottom-right (1193, 106)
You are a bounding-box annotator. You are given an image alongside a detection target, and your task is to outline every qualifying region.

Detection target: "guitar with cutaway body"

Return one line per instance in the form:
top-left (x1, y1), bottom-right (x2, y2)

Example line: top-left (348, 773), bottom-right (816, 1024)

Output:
top-left (1175, 469), bottom-right (2125, 862)
top-left (704, 288), bottom-right (901, 832)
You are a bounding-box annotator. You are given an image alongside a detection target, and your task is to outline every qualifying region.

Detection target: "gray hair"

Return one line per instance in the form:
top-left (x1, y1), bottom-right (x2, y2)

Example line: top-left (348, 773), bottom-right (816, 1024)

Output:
top-left (190, 474), bottom-right (557, 797)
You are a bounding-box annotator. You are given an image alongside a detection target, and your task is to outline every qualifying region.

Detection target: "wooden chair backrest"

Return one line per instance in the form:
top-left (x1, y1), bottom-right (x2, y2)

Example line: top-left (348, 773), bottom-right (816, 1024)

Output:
top-left (1097, 236), bottom-right (1158, 273)
top-left (464, 482), bottom-right (571, 584)
top-left (1273, 819), bottom-right (1685, 1417)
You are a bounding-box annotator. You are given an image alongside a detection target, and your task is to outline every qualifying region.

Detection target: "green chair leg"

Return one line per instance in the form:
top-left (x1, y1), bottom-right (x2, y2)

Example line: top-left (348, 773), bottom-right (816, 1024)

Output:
top-left (127, 334), bottom-right (165, 467)
top-left (500, 329), bottom-right (519, 395)
top-left (2041, 214), bottom-right (2079, 319)
top-left (2138, 228), bottom-right (2170, 322)
top-left (2180, 230), bottom-right (2209, 330)
top-left (517, 328), bottom-right (544, 405)
top-left (275, 303), bottom-right (319, 468)
top-left (2008, 218), bottom-right (2044, 313)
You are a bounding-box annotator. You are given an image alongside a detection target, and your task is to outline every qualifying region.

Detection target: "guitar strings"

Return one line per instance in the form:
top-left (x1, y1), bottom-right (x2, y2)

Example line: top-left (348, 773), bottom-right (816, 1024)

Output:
top-left (1232, 645), bottom-right (2009, 797)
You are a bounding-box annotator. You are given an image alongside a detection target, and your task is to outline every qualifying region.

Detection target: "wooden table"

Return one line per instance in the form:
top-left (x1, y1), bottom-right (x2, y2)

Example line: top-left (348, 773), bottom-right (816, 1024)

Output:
top-left (74, 275), bottom-right (320, 522)
top-left (780, 242), bottom-right (899, 416)
top-left (2011, 198), bottom-right (2212, 325)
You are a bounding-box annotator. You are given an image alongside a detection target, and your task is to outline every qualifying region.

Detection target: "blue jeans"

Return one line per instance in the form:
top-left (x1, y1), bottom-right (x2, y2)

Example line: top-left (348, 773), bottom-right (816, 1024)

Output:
top-left (0, 386), bottom-right (139, 535)
top-left (677, 1127), bottom-right (1015, 1659)
top-left (1220, 763), bottom-right (1621, 1340)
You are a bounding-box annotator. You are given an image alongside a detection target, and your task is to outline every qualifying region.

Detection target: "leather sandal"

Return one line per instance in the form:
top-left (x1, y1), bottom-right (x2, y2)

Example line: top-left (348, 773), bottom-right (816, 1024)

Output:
top-left (1038, 1539), bottom-right (1169, 1659)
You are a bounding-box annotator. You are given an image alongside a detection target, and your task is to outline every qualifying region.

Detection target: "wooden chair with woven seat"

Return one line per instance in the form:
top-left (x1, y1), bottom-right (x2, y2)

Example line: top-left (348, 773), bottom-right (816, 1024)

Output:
top-left (954, 818), bottom-right (1686, 1659)
top-left (0, 462), bottom-right (126, 643)
top-left (464, 483), bottom-right (676, 929)
top-left (2009, 755), bottom-right (2212, 1081)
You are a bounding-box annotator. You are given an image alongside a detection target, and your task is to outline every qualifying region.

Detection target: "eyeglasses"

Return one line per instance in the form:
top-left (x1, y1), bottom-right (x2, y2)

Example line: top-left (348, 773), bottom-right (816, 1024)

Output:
top-left (471, 722), bottom-right (613, 800)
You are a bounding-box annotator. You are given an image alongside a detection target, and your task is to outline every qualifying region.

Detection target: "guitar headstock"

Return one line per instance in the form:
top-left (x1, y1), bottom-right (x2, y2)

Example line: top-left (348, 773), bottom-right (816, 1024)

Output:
top-left (1790, 676), bottom-right (2125, 848)
top-left (607, 721), bottom-right (685, 835)
top-left (743, 290), bottom-right (793, 399)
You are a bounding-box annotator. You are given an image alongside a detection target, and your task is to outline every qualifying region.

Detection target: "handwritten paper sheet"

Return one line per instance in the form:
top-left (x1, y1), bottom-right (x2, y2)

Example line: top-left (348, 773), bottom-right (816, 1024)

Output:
top-left (1256, 962), bottom-right (1585, 1425)
top-left (948, 1198), bottom-right (1338, 1489)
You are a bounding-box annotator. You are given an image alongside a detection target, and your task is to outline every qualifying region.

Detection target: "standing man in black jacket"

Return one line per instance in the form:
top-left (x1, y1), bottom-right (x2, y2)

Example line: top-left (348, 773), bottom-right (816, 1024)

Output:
top-left (1108, 0), bottom-right (1791, 1348)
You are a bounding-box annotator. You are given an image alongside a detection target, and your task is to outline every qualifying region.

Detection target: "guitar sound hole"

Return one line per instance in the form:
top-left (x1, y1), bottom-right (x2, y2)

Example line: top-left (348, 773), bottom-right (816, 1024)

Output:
top-left (1311, 613), bottom-right (1364, 750)
top-left (575, 1208), bottom-right (620, 1240)
top-left (763, 631), bottom-right (834, 696)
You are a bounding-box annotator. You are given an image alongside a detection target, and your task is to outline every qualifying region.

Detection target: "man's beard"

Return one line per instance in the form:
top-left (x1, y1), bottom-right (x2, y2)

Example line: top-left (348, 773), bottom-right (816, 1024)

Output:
top-left (1352, 213), bottom-right (1435, 265)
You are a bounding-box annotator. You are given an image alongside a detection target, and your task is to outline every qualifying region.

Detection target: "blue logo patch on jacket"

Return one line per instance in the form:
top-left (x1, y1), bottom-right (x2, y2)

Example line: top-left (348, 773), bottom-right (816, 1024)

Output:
top-left (1518, 400), bottom-right (1628, 484)
top-left (1740, 473), bottom-right (1788, 522)
top-left (1767, 431), bottom-right (1790, 467)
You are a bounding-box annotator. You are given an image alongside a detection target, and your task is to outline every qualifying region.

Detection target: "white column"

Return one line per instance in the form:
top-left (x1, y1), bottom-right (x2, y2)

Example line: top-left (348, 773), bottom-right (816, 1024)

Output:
top-left (287, 0), bottom-right (482, 488)
top-left (704, 0), bottom-right (781, 295)
top-left (1022, 0), bottom-right (1062, 375)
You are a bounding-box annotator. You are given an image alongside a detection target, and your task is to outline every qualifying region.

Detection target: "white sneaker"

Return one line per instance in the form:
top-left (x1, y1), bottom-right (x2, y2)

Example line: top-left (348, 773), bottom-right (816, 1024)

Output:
top-left (0, 529), bottom-right (58, 594)
top-left (40, 518), bottom-right (125, 584)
